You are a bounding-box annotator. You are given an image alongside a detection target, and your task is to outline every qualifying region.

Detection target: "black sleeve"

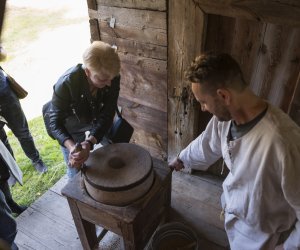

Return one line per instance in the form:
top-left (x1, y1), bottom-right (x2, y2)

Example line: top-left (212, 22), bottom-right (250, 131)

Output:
top-left (49, 75), bottom-right (73, 146)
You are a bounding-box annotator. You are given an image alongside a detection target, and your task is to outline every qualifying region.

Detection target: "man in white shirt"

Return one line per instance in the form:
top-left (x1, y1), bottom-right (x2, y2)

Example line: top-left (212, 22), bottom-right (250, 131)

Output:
top-left (169, 53), bottom-right (300, 250)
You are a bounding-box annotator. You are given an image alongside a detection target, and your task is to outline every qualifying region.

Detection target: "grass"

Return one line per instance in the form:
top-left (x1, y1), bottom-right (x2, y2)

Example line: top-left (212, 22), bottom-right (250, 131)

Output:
top-left (1, 5), bottom-right (85, 61)
top-left (1, 2), bottom-right (86, 207)
top-left (8, 116), bottom-right (66, 206)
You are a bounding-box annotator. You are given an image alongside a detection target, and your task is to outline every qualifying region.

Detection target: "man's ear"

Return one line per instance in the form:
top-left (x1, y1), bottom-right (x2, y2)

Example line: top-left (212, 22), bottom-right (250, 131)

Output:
top-left (216, 88), bottom-right (231, 105)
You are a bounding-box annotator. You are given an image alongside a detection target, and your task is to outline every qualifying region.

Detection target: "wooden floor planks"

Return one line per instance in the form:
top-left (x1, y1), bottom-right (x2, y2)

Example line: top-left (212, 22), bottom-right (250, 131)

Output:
top-left (15, 173), bottom-right (228, 250)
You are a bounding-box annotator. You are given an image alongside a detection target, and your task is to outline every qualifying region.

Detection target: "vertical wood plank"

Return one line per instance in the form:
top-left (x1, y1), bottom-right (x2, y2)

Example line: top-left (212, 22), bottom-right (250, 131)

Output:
top-left (168, 0), bottom-right (207, 160)
top-left (0, 0), bottom-right (6, 38)
top-left (96, 0), bottom-right (166, 11)
top-left (249, 24), bottom-right (300, 109)
top-left (193, 0), bottom-right (300, 27)
top-left (87, 0), bottom-right (97, 10)
top-left (278, 29), bottom-right (300, 112)
top-left (89, 18), bottom-right (100, 42)
top-left (230, 18), bottom-right (265, 84)
top-left (289, 72), bottom-right (300, 126)
top-left (205, 14), bottom-right (236, 54)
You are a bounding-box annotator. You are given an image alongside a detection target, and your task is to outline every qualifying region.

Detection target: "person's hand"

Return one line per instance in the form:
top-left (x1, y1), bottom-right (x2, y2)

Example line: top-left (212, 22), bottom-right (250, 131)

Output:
top-left (168, 157), bottom-right (185, 171)
top-left (275, 244), bottom-right (284, 250)
top-left (68, 143), bottom-right (90, 168)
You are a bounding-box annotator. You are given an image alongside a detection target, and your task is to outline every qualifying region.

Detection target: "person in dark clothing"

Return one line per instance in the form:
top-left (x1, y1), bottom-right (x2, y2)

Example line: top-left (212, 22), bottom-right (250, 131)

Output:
top-left (0, 136), bottom-right (22, 250)
top-left (0, 68), bottom-right (48, 174)
top-left (0, 125), bottom-right (27, 215)
top-left (49, 41), bottom-right (121, 178)
top-left (0, 190), bottom-right (18, 250)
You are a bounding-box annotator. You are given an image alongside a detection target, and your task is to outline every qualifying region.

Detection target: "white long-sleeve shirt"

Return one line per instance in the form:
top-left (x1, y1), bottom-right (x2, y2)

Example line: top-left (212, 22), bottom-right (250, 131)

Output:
top-left (179, 104), bottom-right (300, 250)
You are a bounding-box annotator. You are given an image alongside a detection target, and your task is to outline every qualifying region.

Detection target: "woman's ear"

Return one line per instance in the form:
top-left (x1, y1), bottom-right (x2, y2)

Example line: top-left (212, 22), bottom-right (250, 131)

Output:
top-left (216, 88), bottom-right (231, 105)
top-left (84, 67), bottom-right (91, 78)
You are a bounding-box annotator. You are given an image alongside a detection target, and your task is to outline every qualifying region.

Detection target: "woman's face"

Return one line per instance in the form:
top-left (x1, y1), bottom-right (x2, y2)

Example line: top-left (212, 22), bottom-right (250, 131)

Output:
top-left (85, 68), bottom-right (113, 89)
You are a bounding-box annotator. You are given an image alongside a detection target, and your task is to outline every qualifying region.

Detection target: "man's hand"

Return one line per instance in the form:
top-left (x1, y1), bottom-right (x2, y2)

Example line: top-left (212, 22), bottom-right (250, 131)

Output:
top-left (275, 244), bottom-right (284, 250)
top-left (168, 157), bottom-right (185, 171)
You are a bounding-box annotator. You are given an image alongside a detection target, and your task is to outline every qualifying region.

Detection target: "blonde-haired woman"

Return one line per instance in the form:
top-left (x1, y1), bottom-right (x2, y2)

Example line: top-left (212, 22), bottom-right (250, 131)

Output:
top-left (49, 41), bottom-right (121, 178)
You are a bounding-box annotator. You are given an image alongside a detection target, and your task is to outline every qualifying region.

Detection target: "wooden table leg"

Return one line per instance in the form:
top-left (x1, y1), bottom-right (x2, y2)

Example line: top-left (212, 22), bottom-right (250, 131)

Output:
top-left (120, 223), bottom-right (138, 250)
top-left (67, 199), bottom-right (97, 250)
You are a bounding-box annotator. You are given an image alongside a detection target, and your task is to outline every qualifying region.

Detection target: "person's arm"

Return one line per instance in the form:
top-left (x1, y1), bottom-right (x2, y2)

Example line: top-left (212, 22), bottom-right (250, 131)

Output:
top-left (281, 143), bottom-right (300, 249)
top-left (49, 77), bottom-right (73, 146)
top-left (90, 75), bottom-right (120, 142)
top-left (170, 116), bottom-right (223, 172)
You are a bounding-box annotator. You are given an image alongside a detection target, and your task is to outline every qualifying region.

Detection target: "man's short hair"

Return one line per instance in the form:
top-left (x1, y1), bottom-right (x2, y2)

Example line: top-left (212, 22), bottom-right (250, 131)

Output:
top-left (83, 41), bottom-right (120, 77)
top-left (185, 52), bottom-right (247, 93)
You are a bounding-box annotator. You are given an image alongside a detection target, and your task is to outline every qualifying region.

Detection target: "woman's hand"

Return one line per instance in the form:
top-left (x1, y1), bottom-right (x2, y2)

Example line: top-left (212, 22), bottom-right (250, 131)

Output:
top-left (169, 157), bottom-right (185, 171)
top-left (68, 142), bottom-right (90, 168)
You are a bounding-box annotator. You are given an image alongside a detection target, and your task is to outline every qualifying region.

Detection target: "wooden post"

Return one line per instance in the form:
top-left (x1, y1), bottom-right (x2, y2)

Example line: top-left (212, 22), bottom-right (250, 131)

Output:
top-left (89, 19), bottom-right (100, 42)
top-left (0, 0), bottom-right (6, 39)
top-left (86, 0), bottom-right (97, 10)
top-left (193, 0), bottom-right (300, 27)
top-left (168, 0), bottom-right (207, 161)
top-left (288, 72), bottom-right (300, 126)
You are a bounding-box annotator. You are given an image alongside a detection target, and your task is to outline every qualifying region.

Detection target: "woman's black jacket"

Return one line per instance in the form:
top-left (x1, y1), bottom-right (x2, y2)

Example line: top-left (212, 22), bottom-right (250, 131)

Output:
top-left (49, 64), bottom-right (120, 146)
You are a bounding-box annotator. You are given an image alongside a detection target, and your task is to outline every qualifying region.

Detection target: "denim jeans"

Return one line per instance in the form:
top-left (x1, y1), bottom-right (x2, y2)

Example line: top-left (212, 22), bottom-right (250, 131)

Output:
top-left (61, 146), bottom-right (79, 179)
top-left (0, 190), bottom-right (17, 247)
top-left (0, 90), bottom-right (40, 163)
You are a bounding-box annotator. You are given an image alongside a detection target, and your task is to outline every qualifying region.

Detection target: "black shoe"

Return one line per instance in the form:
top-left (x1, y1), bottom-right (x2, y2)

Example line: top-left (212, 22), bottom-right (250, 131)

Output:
top-left (7, 200), bottom-right (28, 215)
top-left (33, 160), bottom-right (48, 173)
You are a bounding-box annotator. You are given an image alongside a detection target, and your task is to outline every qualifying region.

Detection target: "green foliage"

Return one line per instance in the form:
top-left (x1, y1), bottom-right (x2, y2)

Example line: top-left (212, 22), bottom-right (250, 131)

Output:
top-left (8, 116), bottom-right (65, 206)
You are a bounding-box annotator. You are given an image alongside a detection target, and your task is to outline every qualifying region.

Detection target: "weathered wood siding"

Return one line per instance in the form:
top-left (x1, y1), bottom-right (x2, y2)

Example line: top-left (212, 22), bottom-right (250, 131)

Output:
top-left (167, 0), bottom-right (207, 161)
top-left (168, 0), bottom-right (300, 176)
top-left (86, 0), bottom-right (167, 160)
top-left (205, 15), bottom-right (300, 114)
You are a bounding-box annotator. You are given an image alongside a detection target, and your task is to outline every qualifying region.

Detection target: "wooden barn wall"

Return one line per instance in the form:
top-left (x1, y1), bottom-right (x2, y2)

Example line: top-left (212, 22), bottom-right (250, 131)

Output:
top-left (86, 0), bottom-right (167, 160)
top-left (205, 14), bottom-right (300, 120)
top-left (167, 0), bottom-right (207, 161)
top-left (168, 0), bottom-right (300, 176)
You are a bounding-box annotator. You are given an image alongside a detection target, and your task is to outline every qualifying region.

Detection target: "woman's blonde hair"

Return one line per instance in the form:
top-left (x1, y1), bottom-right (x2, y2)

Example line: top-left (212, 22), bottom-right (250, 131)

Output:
top-left (82, 41), bottom-right (120, 77)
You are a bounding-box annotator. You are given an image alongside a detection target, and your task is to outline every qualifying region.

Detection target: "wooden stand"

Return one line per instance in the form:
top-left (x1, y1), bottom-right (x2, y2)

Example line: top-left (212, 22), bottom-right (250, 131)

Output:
top-left (61, 158), bottom-right (171, 250)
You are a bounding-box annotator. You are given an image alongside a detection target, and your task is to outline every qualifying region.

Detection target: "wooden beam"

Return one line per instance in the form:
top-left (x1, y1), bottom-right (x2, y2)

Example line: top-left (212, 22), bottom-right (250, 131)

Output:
top-left (168, 0), bottom-right (207, 160)
top-left (97, 6), bottom-right (166, 30)
top-left (248, 24), bottom-right (300, 109)
top-left (86, 0), bottom-right (97, 10)
top-left (89, 19), bottom-right (100, 42)
top-left (194, 0), bottom-right (300, 27)
top-left (288, 71), bottom-right (300, 126)
top-left (0, 0), bottom-right (6, 39)
top-left (96, 6), bottom-right (167, 47)
top-left (101, 34), bottom-right (167, 60)
top-left (280, 30), bottom-right (300, 113)
top-left (96, 0), bottom-right (166, 11)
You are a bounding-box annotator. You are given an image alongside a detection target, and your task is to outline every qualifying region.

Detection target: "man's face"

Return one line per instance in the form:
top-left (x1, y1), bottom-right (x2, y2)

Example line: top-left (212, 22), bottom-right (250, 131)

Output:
top-left (192, 83), bottom-right (231, 121)
top-left (86, 68), bottom-right (113, 89)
